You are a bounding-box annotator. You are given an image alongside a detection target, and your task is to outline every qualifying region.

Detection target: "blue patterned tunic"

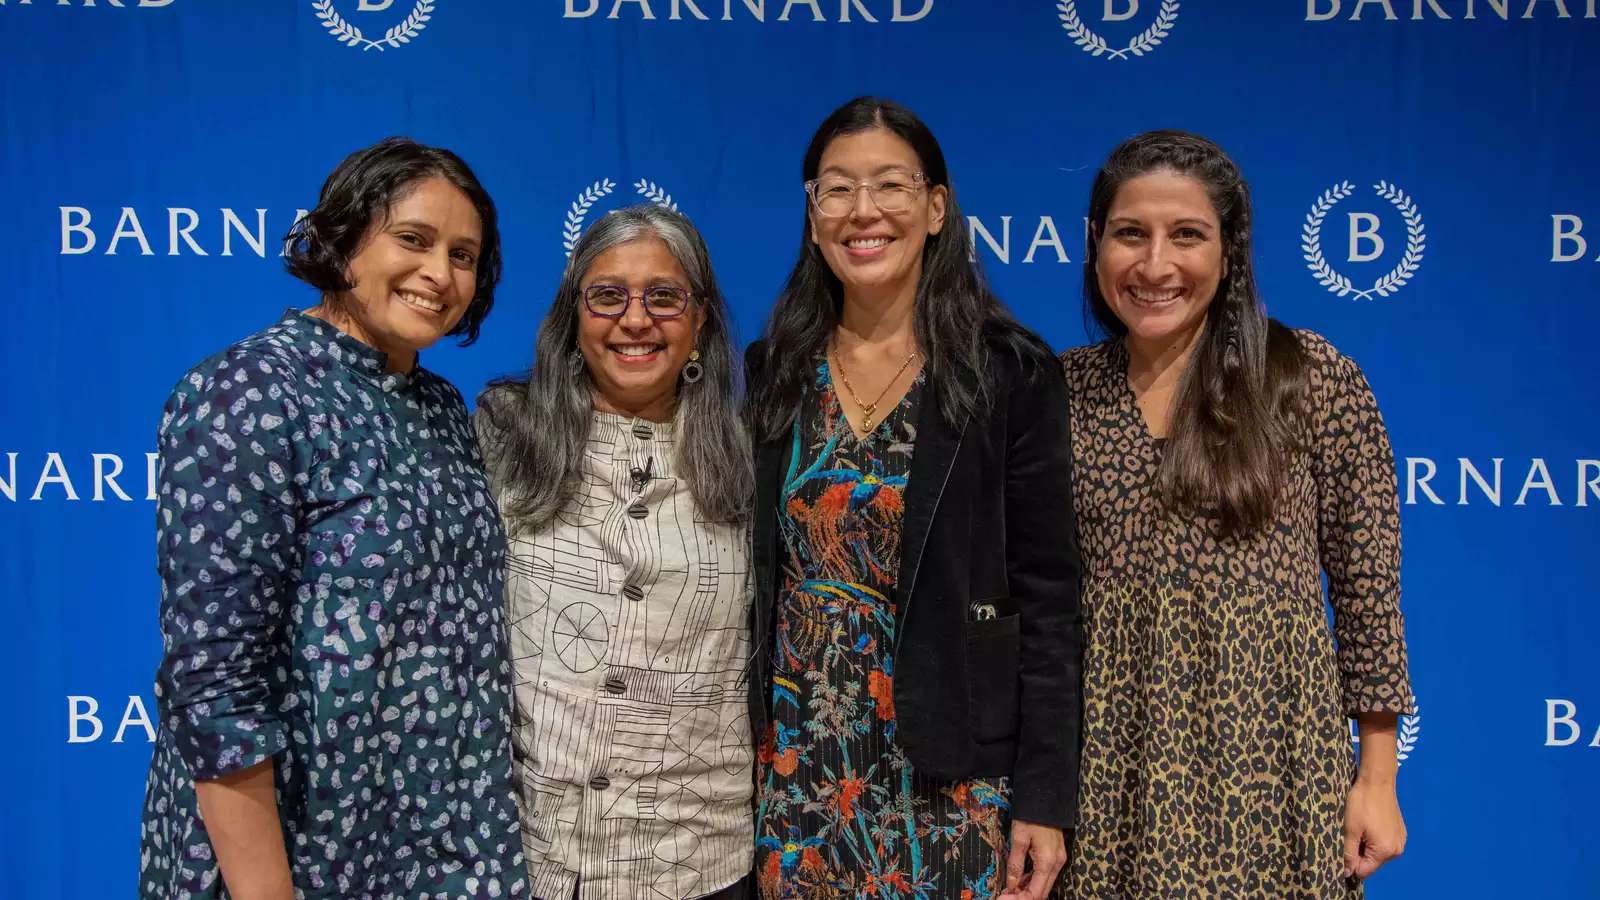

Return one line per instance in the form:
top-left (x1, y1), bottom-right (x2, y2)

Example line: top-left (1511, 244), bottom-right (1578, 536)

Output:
top-left (139, 310), bottom-right (528, 899)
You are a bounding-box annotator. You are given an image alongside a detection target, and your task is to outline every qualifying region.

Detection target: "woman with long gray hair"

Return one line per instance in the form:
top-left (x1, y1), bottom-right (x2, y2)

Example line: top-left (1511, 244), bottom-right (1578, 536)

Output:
top-left (475, 205), bottom-right (754, 900)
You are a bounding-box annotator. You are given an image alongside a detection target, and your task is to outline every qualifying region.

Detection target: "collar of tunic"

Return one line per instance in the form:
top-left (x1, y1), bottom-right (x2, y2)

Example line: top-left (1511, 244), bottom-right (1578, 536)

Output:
top-left (277, 307), bottom-right (417, 393)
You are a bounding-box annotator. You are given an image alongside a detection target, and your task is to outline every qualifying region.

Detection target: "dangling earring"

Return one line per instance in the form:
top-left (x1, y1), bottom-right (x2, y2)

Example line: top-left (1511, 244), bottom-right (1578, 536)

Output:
top-left (569, 348), bottom-right (585, 376)
top-left (681, 349), bottom-right (704, 384)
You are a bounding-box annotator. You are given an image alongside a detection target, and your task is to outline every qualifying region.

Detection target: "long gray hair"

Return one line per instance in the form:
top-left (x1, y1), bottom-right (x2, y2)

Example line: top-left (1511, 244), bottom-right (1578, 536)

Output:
top-left (477, 205), bottom-right (750, 533)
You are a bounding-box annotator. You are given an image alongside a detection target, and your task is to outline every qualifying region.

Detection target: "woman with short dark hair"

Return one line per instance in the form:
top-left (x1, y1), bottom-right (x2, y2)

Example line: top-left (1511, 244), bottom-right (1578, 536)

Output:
top-left (139, 137), bottom-right (528, 899)
top-left (1061, 130), bottom-right (1414, 896)
top-left (744, 97), bottom-right (1081, 900)
top-left (476, 205), bottom-right (754, 900)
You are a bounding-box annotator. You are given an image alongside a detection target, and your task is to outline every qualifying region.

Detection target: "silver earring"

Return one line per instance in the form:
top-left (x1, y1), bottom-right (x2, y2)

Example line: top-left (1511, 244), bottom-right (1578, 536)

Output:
top-left (681, 349), bottom-right (704, 384)
top-left (569, 349), bottom-right (585, 376)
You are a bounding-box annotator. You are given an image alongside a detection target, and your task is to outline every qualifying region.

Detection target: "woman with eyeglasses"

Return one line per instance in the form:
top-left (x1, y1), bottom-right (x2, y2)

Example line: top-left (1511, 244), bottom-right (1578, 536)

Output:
top-left (743, 97), bottom-right (1082, 900)
top-left (475, 205), bottom-right (755, 900)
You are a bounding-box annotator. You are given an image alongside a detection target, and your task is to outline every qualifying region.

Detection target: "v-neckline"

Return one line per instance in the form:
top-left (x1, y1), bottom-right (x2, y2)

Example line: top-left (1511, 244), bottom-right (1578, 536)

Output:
top-left (826, 360), bottom-right (921, 444)
top-left (827, 358), bottom-right (922, 443)
top-left (1111, 341), bottom-right (1168, 444)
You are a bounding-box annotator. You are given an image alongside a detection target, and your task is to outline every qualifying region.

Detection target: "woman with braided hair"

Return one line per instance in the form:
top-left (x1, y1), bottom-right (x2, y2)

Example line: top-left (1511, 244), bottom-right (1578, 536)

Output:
top-left (1059, 130), bottom-right (1415, 897)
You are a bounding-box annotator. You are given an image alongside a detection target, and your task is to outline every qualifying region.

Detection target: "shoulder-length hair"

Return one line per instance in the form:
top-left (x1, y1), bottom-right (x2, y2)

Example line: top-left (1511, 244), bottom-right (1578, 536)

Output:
top-left (477, 205), bottom-right (749, 533)
top-left (284, 136), bottom-right (501, 346)
top-left (745, 96), bottom-right (1050, 443)
top-left (1084, 130), bottom-right (1309, 534)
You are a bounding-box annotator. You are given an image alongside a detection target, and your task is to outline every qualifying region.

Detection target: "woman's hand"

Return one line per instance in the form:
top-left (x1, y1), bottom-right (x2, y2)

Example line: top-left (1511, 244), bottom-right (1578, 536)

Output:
top-left (1343, 711), bottom-right (1406, 880)
top-left (1343, 776), bottom-right (1406, 880)
top-left (1000, 819), bottom-right (1067, 900)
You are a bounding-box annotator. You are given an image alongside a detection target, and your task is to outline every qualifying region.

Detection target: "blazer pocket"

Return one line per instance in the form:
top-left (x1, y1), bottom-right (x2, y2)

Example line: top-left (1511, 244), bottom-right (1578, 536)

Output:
top-left (965, 612), bottom-right (1022, 743)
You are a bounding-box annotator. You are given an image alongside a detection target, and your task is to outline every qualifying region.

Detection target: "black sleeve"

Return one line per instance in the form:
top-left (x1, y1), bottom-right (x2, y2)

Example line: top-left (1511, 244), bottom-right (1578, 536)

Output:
top-left (1003, 358), bottom-right (1084, 829)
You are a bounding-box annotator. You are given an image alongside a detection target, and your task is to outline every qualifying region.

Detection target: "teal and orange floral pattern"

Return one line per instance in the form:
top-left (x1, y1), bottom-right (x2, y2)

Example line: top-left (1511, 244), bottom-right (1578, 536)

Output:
top-left (755, 359), bottom-right (1010, 900)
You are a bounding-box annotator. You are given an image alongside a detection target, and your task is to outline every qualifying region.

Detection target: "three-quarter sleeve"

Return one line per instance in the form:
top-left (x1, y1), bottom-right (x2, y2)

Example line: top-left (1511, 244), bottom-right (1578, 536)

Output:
top-left (154, 351), bottom-right (303, 780)
top-left (1312, 347), bottom-right (1416, 717)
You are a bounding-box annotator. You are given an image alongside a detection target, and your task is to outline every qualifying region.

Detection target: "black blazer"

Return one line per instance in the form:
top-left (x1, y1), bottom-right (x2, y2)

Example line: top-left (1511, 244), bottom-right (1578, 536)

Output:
top-left (746, 336), bottom-right (1084, 829)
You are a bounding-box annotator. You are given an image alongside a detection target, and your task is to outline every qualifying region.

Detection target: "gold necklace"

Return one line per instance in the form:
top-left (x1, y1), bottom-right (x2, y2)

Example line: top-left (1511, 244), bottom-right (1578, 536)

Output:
top-left (831, 341), bottom-right (920, 432)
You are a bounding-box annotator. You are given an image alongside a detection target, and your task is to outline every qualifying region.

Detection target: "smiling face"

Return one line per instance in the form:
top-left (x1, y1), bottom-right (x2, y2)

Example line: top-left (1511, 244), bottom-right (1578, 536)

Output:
top-left (577, 236), bottom-right (705, 421)
top-left (333, 175), bottom-right (483, 371)
top-left (808, 128), bottom-right (947, 302)
top-left (1095, 169), bottom-right (1226, 353)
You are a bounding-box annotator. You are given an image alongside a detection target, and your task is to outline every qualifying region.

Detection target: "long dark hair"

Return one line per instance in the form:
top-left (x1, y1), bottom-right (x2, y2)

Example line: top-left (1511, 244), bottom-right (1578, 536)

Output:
top-left (284, 136), bottom-right (501, 345)
top-left (1085, 130), bottom-right (1309, 534)
top-left (746, 96), bottom-right (1049, 442)
top-left (477, 206), bottom-right (749, 533)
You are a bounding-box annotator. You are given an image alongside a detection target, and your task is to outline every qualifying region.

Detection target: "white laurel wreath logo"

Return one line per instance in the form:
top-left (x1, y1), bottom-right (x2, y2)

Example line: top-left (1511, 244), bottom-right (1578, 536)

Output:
top-left (1350, 704), bottom-right (1422, 766)
top-left (1302, 180), bottom-right (1426, 301)
top-left (1396, 706), bottom-right (1422, 764)
top-left (313, 0), bottom-right (433, 53)
top-left (562, 178), bottom-right (680, 257)
top-left (1056, 0), bottom-right (1179, 60)
top-left (633, 179), bottom-right (679, 212)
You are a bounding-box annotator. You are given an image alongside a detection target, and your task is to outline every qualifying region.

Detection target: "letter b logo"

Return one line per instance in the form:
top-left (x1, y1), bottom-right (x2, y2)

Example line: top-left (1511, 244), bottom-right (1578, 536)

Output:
top-left (1104, 0), bottom-right (1139, 20)
top-left (357, 0), bottom-right (396, 9)
top-left (1347, 212), bottom-right (1385, 263)
top-left (1302, 180), bottom-right (1426, 301)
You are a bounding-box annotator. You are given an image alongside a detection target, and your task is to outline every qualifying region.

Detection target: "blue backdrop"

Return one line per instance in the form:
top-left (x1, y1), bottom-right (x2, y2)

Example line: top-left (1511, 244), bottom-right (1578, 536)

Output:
top-left (2, 1), bottom-right (1597, 896)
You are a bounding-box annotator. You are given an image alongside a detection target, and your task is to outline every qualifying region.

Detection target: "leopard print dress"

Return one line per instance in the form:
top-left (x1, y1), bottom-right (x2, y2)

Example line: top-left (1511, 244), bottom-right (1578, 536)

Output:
top-left (1059, 331), bottom-right (1415, 899)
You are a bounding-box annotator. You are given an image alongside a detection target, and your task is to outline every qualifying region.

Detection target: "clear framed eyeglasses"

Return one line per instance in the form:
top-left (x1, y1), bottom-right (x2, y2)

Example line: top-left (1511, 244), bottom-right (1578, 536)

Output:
top-left (581, 283), bottom-right (693, 320)
top-left (804, 169), bottom-right (928, 218)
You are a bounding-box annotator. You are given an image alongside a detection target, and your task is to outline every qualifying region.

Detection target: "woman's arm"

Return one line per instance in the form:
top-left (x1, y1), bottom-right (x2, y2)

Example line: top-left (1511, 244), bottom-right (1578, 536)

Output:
top-left (1353, 713), bottom-right (1400, 785)
top-left (1345, 713), bottom-right (1406, 878)
top-left (155, 352), bottom-right (303, 894)
top-left (1313, 347), bottom-right (1414, 719)
top-left (1310, 341), bottom-right (1415, 879)
top-left (1002, 354), bottom-right (1082, 828)
top-left (194, 761), bottom-right (295, 900)
top-left (999, 353), bottom-right (1081, 898)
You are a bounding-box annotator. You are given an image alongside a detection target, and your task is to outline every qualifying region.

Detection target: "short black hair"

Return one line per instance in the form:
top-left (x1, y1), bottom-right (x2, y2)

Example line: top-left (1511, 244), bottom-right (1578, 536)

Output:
top-left (284, 136), bottom-right (501, 346)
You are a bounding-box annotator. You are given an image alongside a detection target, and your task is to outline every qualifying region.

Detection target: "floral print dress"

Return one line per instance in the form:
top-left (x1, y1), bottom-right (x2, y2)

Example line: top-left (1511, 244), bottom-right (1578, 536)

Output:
top-left (139, 310), bottom-right (527, 899)
top-left (755, 359), bottom-right (1011, 900)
